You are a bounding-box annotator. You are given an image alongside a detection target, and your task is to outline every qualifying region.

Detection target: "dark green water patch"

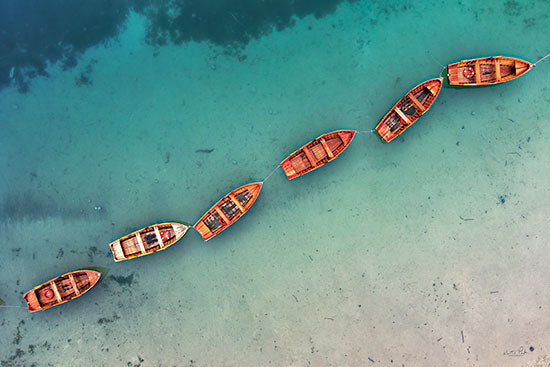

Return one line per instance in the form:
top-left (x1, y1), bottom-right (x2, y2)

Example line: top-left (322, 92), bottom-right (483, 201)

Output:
top-left (109, 273), bottom-right (135, 287)
top-left (143, 0), bottom-right (358, 48)
top-left (0, 0), bottom-right (356, 92)
top-left (0, 191), bottom-right (87, 223)
top-left (0, 0), bottom-right (135, 93)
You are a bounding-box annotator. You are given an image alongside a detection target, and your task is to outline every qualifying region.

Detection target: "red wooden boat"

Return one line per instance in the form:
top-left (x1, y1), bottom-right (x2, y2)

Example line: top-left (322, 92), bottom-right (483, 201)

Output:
top-left (280, 130), bottom-right (356, 180)
top-left (194, 182), bottom-right (263, 241)
top-left (447, 56), bottom-right (534, 86)
top-left (374, 77), bottom-right (443, 143)
top-left (109, 222), bottom-right (190, 262)
top-left (23, 270), bottom-right (101, 312)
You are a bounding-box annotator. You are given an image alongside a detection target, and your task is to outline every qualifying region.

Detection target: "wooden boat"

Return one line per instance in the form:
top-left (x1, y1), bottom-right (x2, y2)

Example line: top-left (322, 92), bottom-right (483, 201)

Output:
top-left (447, 56), bottom-right (534, 86)
top-left (194, 182), bottom-right (263, 241)
top-left (280, 130), bottom-right (356, 180)
top-left (109, 222), bottom-right (190, 262)
top-left (375, 77), bottom-right (443, 143)
top-left (23, 270), bottom-right (101, 312)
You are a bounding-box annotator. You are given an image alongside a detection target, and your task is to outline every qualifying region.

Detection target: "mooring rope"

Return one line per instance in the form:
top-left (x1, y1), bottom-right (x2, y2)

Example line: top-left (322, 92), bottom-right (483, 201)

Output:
top-left (427, 51), bottom-right (445, 69)
top-left (534, 52), bottom-right (550, 66)
top-left (262, 164), bottom-right (280, 183)
top-left (101, 264), bottom-right (113, 276)
top-left (0, 305), bottom-right (26, 309)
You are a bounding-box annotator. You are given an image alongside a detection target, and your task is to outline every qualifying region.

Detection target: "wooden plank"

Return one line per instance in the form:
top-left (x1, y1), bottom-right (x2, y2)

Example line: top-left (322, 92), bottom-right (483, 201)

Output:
top-left (68, 273), bottom-right (80, 296)
top-left (194, 221), bottom-right (212, 238)
top-left (136, 234), bottom-right (146, 254)
top-left (319, 138), bottom-right (334, 158)
top-left (154, 226), bottom-right (164, 248)
top-left (302, 147), bottom-right (317, 167)
top-left (427, 83), bottom-right (437, 95)
top-left (280, 160), bottom-right (296, 178)
top-left (394, 106), bottom-right (411, 125)
top-left (407, 93), bottom-right (426, 112)
top-left (50, 281), bottom-right (63, 303)
top-left (228, 193), bottom-right (246, 212)
top-left (214, 206), bottom-right (231, 225)
top-left (31, 289), bottom-right (39, 308)
top-left (113, 240), bottom-right (125, 260)
top-left (474, 60), bottom-right (481, 84)
top-left (495, 59), bottom-right (501, 82)
top-left (337, 131), bottom-right (350, 145)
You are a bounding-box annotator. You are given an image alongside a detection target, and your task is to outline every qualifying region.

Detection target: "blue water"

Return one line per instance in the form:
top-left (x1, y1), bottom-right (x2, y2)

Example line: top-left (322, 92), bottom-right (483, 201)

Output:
top-left (1, 1), bottom-right (550, 366)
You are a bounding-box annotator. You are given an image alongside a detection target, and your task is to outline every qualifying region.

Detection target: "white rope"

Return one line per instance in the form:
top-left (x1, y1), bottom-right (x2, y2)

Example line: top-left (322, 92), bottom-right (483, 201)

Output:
top-left (262, 165), bottom-right (279, 183)
top-left (428, 51), bottom-right (445, 69)
top-left (0, 305), bottom-right (26, 309)
top-left (534, 52), bottom-right (550, 66)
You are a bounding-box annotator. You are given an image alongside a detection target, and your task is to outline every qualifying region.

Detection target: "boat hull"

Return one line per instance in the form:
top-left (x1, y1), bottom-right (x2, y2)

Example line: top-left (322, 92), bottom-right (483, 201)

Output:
top-left (280, 130), bottom-right (356, 180)
top-left (375, 77), bottom-right (443, 143)
top-left (447, 56), bottom-right (534, 86)
top-left (109, 222), bottom-right (190, 262)
top-left (194, 182), bottom-right (263, 241)
top-left (23, 270), bottom-right (101, 312)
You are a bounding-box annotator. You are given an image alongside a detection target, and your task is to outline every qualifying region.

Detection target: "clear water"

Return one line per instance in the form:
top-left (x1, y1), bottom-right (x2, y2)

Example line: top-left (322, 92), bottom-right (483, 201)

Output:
top-left (1, 1), bottom-right (550, 366)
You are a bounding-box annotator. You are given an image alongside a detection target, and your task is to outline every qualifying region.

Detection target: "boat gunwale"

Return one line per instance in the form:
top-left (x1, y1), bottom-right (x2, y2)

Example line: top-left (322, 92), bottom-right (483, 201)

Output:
top-left (280, 129), bottom-right (357, 179)
top-left (23, 269), bottom-right (101, 312)
top-left (446, 55), bottom-right (534, 86)
top-left (109, 222), bottom-right (190, 261)
top-left (194, 182), bottom-right (263, 241)
top-left (375, 77), bottom-right (443, 143)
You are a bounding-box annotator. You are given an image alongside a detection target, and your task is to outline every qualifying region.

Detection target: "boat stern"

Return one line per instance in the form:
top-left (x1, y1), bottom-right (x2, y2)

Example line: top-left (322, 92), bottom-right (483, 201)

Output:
top-left (446, 62), bottom-right (459, 85)
top-left (374, 123), bottom-right (394, 143)
top-left (193, 220), bottom-right (215, 241)
top-left (109, 240), bottom-right (126, 262)
top-left (22, 290), bottom-right (41, 312)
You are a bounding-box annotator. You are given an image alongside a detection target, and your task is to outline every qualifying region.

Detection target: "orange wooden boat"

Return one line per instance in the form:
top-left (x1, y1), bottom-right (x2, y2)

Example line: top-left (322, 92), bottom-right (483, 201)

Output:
top-left (447, 56), bottom-right (534, 86)
top-left (374, 77), bottom-right (443, 143)
top-left (194, 182), bottom-right (263, 241)
top-left (23, 270), bottom-right (101, 312)
top-left (109, 222), bottom-right (189, 262)
top-left (280, 130), bottom-right (356, 180)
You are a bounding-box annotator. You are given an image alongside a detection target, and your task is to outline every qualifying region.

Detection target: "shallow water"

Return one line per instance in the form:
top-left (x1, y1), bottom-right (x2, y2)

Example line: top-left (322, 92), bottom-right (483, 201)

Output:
top-left (1, 1), bottom-right (550, 366)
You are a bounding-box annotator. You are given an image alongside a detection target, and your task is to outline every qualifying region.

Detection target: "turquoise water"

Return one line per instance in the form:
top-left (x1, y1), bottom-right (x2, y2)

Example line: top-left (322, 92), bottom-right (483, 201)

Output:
top-left (1, 1), bottom-right (550, 366)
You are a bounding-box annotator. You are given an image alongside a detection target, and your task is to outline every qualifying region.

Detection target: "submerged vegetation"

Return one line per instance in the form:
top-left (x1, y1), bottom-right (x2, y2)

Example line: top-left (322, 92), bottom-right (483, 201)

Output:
top-left (0, 0), bottom-right (134, 92)
top-left (142, 0), bottom-right (357, 46)
top-left (0, 0), bottom-right (354, 93)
